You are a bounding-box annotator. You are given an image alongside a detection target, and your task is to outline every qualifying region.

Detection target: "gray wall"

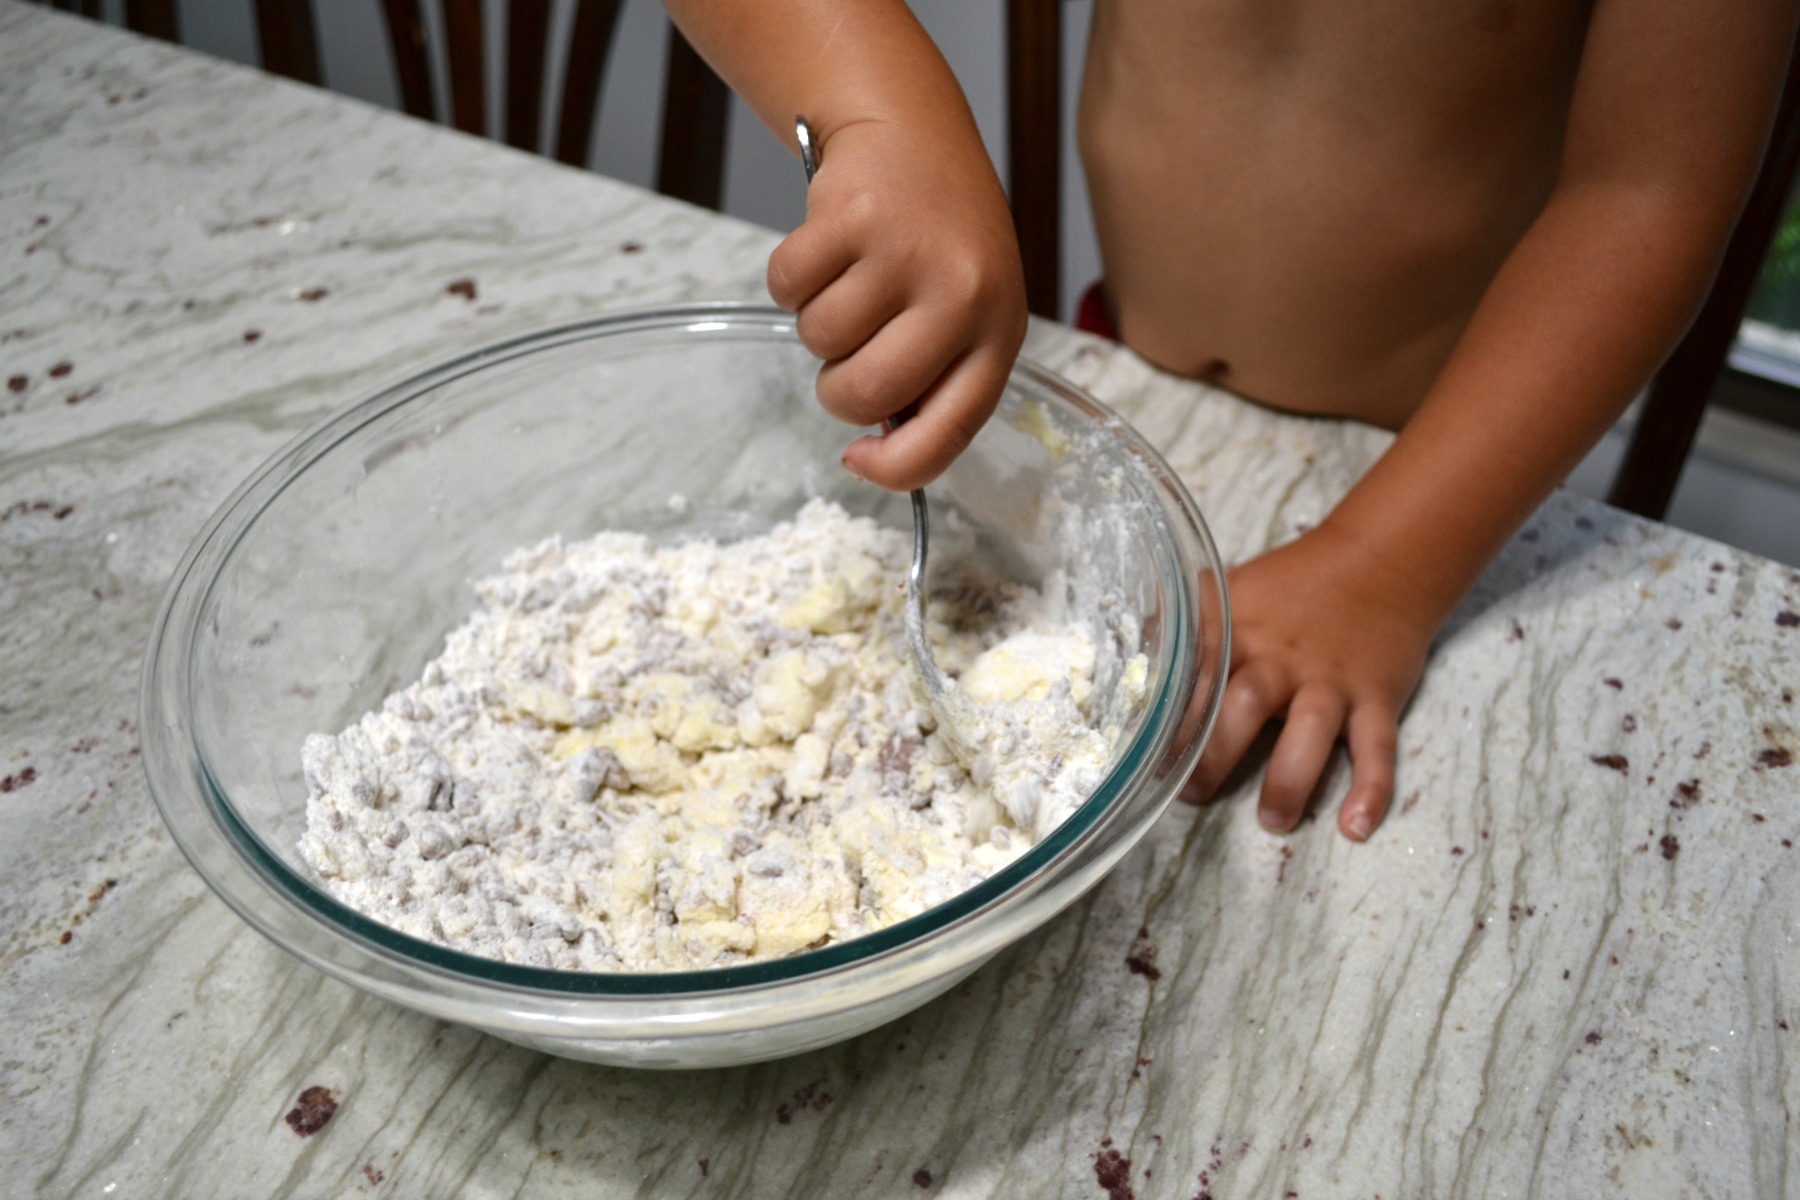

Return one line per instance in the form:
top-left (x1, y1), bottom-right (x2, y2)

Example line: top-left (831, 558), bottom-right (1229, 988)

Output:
top-left (130, 0), bottom-right (1100, 320)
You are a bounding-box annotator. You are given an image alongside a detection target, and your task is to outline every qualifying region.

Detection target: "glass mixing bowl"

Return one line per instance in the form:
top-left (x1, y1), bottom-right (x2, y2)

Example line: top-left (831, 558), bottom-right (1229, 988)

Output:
top-left (141, 304), bottom-right (1229, 1068)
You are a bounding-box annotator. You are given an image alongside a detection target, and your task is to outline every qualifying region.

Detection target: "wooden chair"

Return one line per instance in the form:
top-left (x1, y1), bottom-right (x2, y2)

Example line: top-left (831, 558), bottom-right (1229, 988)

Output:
top-left (376, 0), bottom-right (730, 209)
top-left (1004, 2), bottom-right (1800, 521)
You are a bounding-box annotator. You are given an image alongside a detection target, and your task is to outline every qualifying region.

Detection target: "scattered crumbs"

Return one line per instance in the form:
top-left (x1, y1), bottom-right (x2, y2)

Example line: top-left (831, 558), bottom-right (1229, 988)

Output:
top-left (1672, 779), bottom-right (1700, 809)
top-left (1400, 789), bottom-right (1421, 815)
top-left (1660, 834), bottom-right (1679, 861)
top-left (1610, 955), bottom-right (1620, 965)
top-left (65, 385), bottom-right (99, 405)
top-left (59, 930), bottom-right (72, 944)
top-left (284, 1086), bottom-right (340, 1137)
top-left (1696, 740), bottom-right (1713, 760)
top-left (913, 1168), bottom-right (933, 1189)
top-left (1781, 1020), bottom-right (1790, 1032)
top-left (1603, 677), bottom-right (1623, 690)
top-left (1508, 619), bottom-right (1524, 642)
top-left (48, 361), bottom-right (72, 377)
top-left (1759, 748), bottom-right (1794, 770)
top-left (362, 1164), bottom-right (384, 1186)
top-left (1450, 846), bottom-right (1464, 856)
top-left (1711, 561), bottom-right (1726, 572)
top-left (1777, 611), bottom-right (1799, 628)
top-left (699, 1158), bottom-right (710, 1178)
top-left (1563, 969), bottom-right (1571, 980)
top-left (1784, 689), bottom-right (1794, 704)
top-left (1094, 1143), bottom-right (1134, 1200)
top-left (242, 329), bottom-right (263, 343)
top-left (1590, 754), bottom-right (1629, 773)
top-left (1277, 844), bottom-right (1294, 883)
top-left (1, 766), bottom-right (38, 793)
top-left (1754, 813), bottom-right (1767, 823)
top-left (1475, 918), bottom-right (1486, 931)
top-left (1665, 618), bottom-right (1683, 631)
top-left (446, 278), bottom-right (478, 301)
top-left (621, 241), bottom-right (644, 254)
top-left (1785, 839), bottom-right (1794, 850)
top-left (1622, 714), bottom-right (1637, 733)
top-left (1586, 1031), bottom-right (1602, 1045)
top-left (299, 286), bottom-right (329, 302)
top-left (1126, 926), bottom-right (1162, 982)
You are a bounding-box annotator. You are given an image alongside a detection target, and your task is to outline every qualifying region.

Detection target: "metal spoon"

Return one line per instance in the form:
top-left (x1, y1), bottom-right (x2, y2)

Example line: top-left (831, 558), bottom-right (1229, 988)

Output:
top-left (795, 116), bottom-right (978, 755)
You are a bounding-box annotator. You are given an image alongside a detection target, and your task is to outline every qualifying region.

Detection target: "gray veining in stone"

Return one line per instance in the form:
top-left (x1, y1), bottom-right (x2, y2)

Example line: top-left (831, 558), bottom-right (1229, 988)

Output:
top-left (3, 5), bottom-right (1797, 1197)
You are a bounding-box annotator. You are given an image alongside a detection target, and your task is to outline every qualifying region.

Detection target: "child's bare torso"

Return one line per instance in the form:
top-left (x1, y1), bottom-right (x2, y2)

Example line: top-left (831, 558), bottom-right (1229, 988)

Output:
top-left (1079, 0), bottom-right (1593, 427)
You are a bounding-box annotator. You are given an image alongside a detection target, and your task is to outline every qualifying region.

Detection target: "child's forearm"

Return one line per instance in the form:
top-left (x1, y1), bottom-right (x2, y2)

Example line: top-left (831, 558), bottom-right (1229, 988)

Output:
top-left (1324, 0), bottom-right (1795, 628)
top-left (663, 1), bottom-right (980, 159)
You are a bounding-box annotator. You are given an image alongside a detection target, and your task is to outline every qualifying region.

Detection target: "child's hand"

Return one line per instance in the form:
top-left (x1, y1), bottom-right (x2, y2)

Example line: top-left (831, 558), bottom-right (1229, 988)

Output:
top-left (767, 118), bottom-right (1028, 491)
top-left (1182, 522), bottom-right (1435, 840)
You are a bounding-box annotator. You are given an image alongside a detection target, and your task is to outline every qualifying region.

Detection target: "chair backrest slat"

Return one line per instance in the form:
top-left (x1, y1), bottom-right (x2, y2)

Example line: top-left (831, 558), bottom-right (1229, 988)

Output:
top-left (254, 0), bottom-right (321, 84)
top-left (505, 0), bottom-right (551, 151)
top-left (1007, 0), bottom-right (1062, 319)
top-left (657, 29), bottom-right (730, 210)
top-left (441, 0), bottom-right (486, 135)
top-left (381, 0), bottom-right (437, 122)
top-left (555, 0), bottom-right (623, 167)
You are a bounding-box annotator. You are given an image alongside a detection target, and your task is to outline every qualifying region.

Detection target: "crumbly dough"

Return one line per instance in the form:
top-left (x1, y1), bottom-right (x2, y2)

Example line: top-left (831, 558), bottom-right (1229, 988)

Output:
top-left (300, 500), bottom-right (1141, 972)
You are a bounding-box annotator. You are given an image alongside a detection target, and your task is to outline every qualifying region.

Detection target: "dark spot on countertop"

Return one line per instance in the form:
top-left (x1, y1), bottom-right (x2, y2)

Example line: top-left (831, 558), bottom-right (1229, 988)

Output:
top-left (1672, 779), bottom-right (1700, 808)
top-left (361, 1164), bottom-right (383, 1186)
top-left (1778, 611), bottom-right (1799, 628)
top-left (59, 930), bottom-right (72, 944)
top-left (621, 241), bottom-right (644, 253)
top-left (299, 287), bottom-right (329, 302)
top-left (913, 1167), bottom-right (933, 1188)
top-left (1586, 1031), bottom-right (1602, 1045)
top-left (1094, 1143), bottom-right (1134, 1200)
top-left (1590, 754), bottom-right (1629, 773)
top-left (1508, 619), bottom-right (1524, 641)
top-left (1603, 677), bottom-right (1623, 690)
top-left (1660, 834), bottom-right (1679, 861)
top-left (284, 1086), bottom-right (339, 1136)
top-left (1665, 618), bottom-right (1683, 631)
top-left (7, 374), bottom-right (26, 392)
top-left (446, 278), bottom-right (478, 301)
top-left (1622, 714), bottom-right (1637, 733)
top-left (1126, 926), bottom-right (1162, 982)
top-left (48, 361), bottom-right (71, 377)
top-left (1759, 748), bottom-right (1794, 770)
top-left (1, 766), bottom-right (38, 792)
top-left (65, 385), bottom-right (98, 405)
top-left (698, 1158), bottom-right (709, 1177)
top-left (242, 329), bottom-right (262, 344)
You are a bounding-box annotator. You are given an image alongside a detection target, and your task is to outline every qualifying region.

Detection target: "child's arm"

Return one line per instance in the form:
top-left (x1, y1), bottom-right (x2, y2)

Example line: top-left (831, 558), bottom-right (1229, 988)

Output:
top-left (1186, 0), bottom-right (1799, 839)
top-left (663, 1), bottom-right (1027, 489)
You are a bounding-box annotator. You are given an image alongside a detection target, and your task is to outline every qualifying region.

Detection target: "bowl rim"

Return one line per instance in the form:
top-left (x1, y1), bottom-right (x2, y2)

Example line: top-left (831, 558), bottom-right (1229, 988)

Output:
top-left (141, 302), bottom-right (1230, 1014)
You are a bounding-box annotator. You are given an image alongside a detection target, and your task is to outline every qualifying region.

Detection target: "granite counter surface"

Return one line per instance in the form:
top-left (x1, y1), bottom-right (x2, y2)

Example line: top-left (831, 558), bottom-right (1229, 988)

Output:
top-left (3, 6), bottom-right (1797, 1197)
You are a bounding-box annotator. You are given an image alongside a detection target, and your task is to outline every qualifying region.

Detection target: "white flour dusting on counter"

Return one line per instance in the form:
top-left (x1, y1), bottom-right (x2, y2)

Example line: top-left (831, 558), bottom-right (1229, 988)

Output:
top-left (300, 500), bottom-right (1145, 971)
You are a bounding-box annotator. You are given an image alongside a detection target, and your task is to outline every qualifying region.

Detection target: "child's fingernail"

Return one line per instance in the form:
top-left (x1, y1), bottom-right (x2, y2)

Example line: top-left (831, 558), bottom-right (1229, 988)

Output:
top-left (841, 453), bottom-right (864, 480)
top-left (1258, 808), bottom-right (1284, 831)
top-left (1346, 812), bottom-right (1374, 841)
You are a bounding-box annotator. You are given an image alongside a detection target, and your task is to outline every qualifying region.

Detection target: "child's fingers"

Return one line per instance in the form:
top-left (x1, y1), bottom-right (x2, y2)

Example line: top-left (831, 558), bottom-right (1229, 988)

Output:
top-left (815, 306), bottom-right (968, 428)
top-left (794, 261), bottom-right (908, 364)
top-left (767, 221), bottom-right (855, 313)
top-left (1257, 686), bottom-right (1348, 832)
top-left (1338, 702), bottom-right (1399, 841)
top-left (1182, 661), bottom-right (1290, 804)
top-left (840, 344), bottom-right (1009, 489)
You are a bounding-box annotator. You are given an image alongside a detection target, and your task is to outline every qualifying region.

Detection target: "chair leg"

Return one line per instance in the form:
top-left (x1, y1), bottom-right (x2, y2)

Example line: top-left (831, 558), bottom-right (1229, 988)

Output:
top-left (1609, 46), bottom-right (1800, 519)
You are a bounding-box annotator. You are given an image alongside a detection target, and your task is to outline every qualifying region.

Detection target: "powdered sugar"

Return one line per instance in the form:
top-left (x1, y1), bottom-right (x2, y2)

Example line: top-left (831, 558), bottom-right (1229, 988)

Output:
top-left (300, 500), bottom-right (1140, 972)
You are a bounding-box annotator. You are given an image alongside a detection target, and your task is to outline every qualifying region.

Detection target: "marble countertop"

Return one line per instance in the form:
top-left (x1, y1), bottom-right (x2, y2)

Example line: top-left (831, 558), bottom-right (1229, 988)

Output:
top-left (4, 5), bottom-right (1797, 1196)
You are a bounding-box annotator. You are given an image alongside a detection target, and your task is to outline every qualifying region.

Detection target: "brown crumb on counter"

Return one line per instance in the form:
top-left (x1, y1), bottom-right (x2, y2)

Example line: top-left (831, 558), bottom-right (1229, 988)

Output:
top-left (1126, 926), bottom-right (1162, 982)
top-left (446, 278), bottom-right (478, 301)
top-left (285, 1086), bottom-right (340, 1137)
top-left (1777, 611), bottom-right (1799, 628)
top-left (913, 1168), bottom-right (933, 1188)
top-left (1758, 748), bottom-right (1793, 770)
top-left (1590, 754), bottom-right (1629, 773)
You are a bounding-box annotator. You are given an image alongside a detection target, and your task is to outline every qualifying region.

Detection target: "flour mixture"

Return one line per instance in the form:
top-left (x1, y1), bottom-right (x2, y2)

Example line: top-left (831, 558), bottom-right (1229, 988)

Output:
top-left (300, 500), bottom-right (1142, 971)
